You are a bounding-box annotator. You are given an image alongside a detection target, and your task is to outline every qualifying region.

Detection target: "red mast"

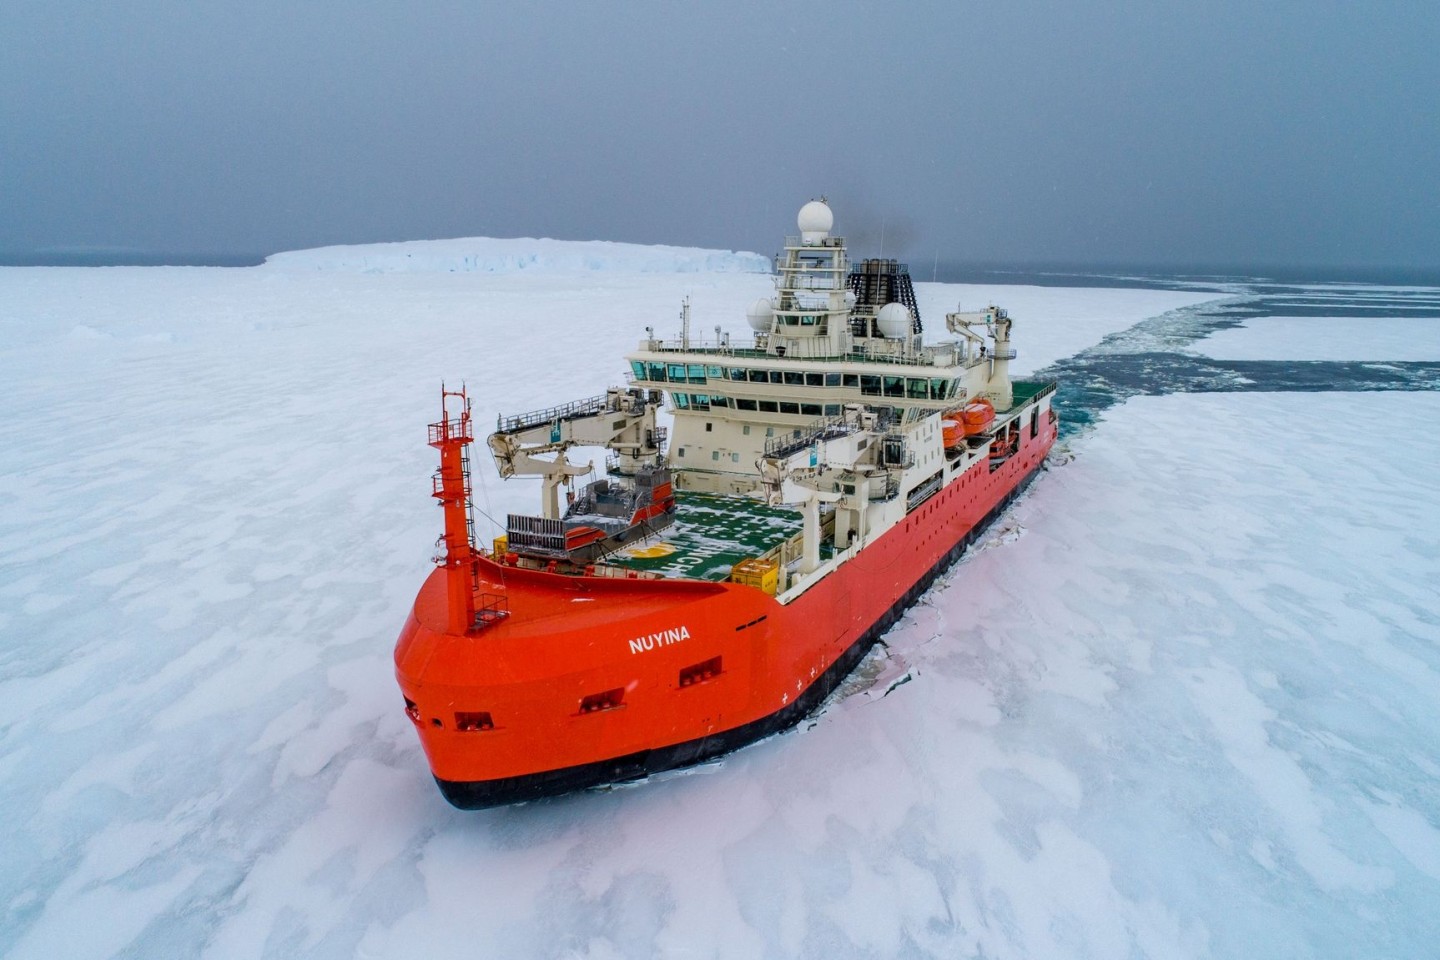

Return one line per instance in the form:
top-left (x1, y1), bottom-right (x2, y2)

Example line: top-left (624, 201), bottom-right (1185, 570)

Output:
top-left (429, 385), bottom-right (478, 635)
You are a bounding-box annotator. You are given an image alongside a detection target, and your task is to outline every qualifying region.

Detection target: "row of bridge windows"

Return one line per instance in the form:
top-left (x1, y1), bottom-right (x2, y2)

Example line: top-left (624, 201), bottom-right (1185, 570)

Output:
top-left (673, 394), bottom-right (843, 416)
top-left (632, 361), bottom-right (960, 402)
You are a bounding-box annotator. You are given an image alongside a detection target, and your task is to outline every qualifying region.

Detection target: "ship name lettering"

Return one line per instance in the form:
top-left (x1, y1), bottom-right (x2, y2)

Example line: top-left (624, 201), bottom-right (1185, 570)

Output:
top-left (628, 625), bottom-right (691, 655)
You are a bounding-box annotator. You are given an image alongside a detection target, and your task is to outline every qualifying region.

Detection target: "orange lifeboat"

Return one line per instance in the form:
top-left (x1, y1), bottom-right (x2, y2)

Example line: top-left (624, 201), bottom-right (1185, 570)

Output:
top-left (941, 419), bottom-right (962, 449)
top-left (959, 398), bottom-right (995, 436)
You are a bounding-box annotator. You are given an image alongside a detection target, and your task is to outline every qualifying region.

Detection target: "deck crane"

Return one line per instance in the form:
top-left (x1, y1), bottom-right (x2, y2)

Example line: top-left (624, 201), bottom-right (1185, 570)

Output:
top-left (488, 387), bottom-right (667, 519)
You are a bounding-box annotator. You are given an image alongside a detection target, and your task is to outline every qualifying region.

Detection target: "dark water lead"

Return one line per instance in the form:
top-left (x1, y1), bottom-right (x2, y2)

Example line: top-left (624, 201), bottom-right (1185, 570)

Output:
top-left (1029, 287), bottom-right (1440, 440)
top-left (1046, 355), bottom-right (1440, 440)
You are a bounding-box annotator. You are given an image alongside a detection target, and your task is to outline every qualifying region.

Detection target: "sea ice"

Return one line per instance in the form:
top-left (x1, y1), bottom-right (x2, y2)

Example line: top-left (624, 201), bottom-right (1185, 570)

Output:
top-left (1, 242), bottom-right (1436, 958)
top-left (1193, 314), bottom-right (1440, 362)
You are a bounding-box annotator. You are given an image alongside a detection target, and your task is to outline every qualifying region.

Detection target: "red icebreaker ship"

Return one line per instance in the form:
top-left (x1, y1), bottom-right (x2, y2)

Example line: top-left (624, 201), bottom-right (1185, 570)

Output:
top-left (395, 200), bottom-right (1058, 807)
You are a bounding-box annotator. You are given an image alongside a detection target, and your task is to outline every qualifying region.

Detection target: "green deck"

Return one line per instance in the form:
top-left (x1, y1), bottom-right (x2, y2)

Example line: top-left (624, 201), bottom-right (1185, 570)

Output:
top-left (1010, 379), bottom-right (1056, 408)
top-left (608, 493), bottom-right (804, 582)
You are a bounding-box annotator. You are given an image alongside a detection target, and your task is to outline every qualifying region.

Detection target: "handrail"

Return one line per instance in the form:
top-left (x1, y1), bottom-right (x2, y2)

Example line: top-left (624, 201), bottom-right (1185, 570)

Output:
top-left (496, 394), bottom-right (609, 434)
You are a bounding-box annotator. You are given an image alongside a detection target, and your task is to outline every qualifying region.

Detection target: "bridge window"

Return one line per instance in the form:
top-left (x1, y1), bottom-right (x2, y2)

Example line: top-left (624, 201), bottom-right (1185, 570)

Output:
top-left (749, 369), bottom-right (768, 382)
top-left (908, 378), bottom-right (928, 399)
top-left (784, 371), bottom-right (804, 386)
top-left (860, 375), bottom-right (881, 395)
top-left (824, 404), bottom-right (841, 416)
top-left (884, 376), bottom-right (905, 398)
top-left (630, 361), bottom-right (646, 379)
top-left (801, 403), bottom-right (822, 416)
top-left (730, 368), bottom-right (746, 381)
top-left (691, 395), bottom-right (710, 410)
top-left (668, 363), bottom-right (686, 381)
top-left (844, 374), bottom-right (860, 388)
top-left (648, 363), bottom-right (667, 381)
top-left (930, 378), bottom-right (948, 400)
top-left (825, 373), bottom-right (842, 386)
top-left (688, 364), bottom-right (706, 382)
top-left (768, 371), bottom-right (785, 384)
top-left (806, 373), bottom-right (824, 386)
top-left (759, 401), bottom-right (779, 413)
top-left (736, 399), bottom-right (758, 411)
top-left (675, 394), bottom-right (689, 409)
top-left (708, 365), bottom-right (724, 378)
top-left (779, 402), bottom-right (799, 415)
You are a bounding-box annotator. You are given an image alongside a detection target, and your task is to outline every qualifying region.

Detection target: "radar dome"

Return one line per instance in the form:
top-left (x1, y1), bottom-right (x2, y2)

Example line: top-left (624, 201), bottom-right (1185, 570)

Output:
top-left (797, 200), bottom-right (833, 243)
top-left (746, 297), bottom-right (775, 333)
top-left (876, 303), bottom-right (912, 339)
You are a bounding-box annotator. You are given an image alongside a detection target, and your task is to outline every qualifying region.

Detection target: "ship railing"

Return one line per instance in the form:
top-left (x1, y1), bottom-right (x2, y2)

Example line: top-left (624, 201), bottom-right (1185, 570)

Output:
top-left (870, 474), bottom-right (902, 502)
top-left (497, 394), bottom-right (610, 434)
top-left (632, 342), bottom-right (968, 371)
top-left (763, 414), bottom-right (857, 459)
top-left (505, 514), bottom-right (567, 556)
top-left (1020, 380), bottom-right (1058, 402)
top-left (640, 338), bottom-right (740, 355)
top-left (430, 471), bottom-right (471, 499)
top-left (472, 593), bottom-right (510, 629)
top-left (782, 235), bottom-right (846, 249)
top-left (586, 563), bottom-right (665, 581)
top-left (428, 415), bottom-right (473, 445)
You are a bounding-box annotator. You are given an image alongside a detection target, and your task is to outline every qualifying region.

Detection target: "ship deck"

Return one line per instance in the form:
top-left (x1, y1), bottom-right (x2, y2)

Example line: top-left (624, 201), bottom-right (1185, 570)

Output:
top-left (607, 492), bottom-right (805, 582)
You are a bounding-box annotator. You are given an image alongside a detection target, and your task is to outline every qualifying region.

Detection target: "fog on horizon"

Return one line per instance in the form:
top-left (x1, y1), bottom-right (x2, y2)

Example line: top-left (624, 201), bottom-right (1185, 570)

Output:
top-left (2, 1), bottom-right (1437, 273)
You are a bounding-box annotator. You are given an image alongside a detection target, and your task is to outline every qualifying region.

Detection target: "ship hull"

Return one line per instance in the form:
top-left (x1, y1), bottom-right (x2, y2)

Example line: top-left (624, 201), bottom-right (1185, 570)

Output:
top-left (396, 412), bottom-right (1056, 809)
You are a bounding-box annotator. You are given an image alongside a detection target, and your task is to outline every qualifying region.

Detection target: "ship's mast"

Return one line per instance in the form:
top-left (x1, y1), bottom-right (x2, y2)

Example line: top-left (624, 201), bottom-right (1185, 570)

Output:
top-left (430, 385), bottom-right (477, 635)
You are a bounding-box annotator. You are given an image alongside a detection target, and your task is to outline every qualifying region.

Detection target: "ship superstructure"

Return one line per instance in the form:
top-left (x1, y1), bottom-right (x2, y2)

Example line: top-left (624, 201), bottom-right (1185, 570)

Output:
top-left (395, 200), bottom-right (1058, 807)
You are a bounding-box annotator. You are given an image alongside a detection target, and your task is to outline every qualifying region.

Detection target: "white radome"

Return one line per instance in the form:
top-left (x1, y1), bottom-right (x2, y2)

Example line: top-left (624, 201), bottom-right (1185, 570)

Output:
top-left (746, 297), bottom-right (775, 332)
top-left (876, 302), bottom-right (912, 338)
top-left (797, 200), bottom-right (833, 242)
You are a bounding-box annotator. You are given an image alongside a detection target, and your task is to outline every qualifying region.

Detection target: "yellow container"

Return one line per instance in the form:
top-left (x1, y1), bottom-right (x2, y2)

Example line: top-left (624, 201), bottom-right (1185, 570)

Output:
top-left (492, 536), bottom-right (509, 559)
top-left (731, 557), bottom-right (779, 596)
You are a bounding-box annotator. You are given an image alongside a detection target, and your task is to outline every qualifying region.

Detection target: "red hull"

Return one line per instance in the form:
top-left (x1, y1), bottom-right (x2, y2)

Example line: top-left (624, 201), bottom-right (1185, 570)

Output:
top-left (395, 412), bottom-right (1057, 806)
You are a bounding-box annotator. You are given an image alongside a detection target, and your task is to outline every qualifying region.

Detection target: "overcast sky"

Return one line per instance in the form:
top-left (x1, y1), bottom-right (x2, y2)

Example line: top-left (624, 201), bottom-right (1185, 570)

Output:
top-left (3, 0), bottom-right (1437, 272)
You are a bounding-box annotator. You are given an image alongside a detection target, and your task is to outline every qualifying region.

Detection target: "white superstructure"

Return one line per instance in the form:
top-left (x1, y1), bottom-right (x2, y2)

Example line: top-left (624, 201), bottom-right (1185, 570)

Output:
top-left (623, 200), bottom-right (1050, 599)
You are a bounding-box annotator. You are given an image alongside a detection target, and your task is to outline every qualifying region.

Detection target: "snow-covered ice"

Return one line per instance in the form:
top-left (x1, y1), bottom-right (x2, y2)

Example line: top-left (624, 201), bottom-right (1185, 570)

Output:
top-left (263, 236), bottom-right (772, 276)
top-left (913, 282), bottom-right (1218, 376)
top-left (2, 239), bottom-right (1437, 959)
top-left (1193, 315), bottom-right (1440, 362)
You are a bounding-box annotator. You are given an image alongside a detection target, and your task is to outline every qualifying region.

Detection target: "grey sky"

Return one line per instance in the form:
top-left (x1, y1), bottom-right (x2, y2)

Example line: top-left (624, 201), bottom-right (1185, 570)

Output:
top-left (3, 0), bottom-right (1437, 271)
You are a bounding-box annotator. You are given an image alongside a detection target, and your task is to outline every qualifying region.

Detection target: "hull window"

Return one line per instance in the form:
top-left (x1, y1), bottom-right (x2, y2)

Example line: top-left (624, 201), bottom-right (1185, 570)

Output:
top-left (579, 688), bottom-right (625, 714)
top-left (680, 656), bottom-right (723, 687)
top-left (455, 711), bottom-right (495, 732)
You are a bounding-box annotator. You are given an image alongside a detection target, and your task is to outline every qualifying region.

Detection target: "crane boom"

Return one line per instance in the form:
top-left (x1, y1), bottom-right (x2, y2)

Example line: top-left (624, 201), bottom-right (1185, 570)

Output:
top-left (488, 387), bottom-right (666, 518)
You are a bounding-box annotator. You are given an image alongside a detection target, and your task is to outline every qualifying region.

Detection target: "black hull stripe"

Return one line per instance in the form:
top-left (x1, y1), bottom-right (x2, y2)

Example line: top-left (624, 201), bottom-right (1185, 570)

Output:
top-left (437, 458), bottom-right (1047, 810)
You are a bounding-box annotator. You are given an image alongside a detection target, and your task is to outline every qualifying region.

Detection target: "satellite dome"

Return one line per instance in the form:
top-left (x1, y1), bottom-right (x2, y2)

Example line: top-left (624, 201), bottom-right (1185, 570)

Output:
top-left (746, 297), bottom-right (775, 333)
top-left (876, 303), bottom-right (912, 338)
top-left (797, 200), bottom-right (833, 243)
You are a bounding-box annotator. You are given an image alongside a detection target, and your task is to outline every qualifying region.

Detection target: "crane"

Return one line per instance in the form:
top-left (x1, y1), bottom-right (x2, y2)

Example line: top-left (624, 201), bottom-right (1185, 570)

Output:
top-left (488, 387), bottom-right (666, 519)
